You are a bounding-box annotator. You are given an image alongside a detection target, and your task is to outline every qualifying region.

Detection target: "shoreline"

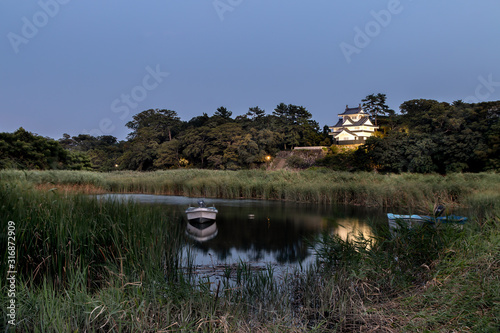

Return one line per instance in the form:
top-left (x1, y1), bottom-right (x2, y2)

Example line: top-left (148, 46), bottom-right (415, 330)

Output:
top-left (4, 169), bottom-right (499, 210)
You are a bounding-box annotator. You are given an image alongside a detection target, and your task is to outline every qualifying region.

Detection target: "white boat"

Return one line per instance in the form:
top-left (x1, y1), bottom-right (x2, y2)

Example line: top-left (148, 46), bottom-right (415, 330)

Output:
top-left (185, 200), bottom-right (218, 223)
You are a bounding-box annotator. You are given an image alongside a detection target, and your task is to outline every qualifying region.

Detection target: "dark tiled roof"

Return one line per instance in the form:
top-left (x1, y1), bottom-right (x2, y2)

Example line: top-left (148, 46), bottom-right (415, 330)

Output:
top-left (339, 105), bottom-right (366, 116)
top-left (331, 119), bottom-right (343, 128)
top-left (343, 117), bottom-right (356, 125)
top-left (333, 128), bottom-right (358, 137)
top-left (352, 117), bottom-right (376, 126)
top-left (335, 116), bottom-right (376, 127)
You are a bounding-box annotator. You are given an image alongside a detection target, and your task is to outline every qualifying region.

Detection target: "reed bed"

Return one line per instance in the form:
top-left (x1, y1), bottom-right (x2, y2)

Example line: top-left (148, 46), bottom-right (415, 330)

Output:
top-left (2, 169), bottom-right (499, 209)
top-left (0, 182), bottom-right (313, 331)
top-left (1, 171), bottom-right (499, 331)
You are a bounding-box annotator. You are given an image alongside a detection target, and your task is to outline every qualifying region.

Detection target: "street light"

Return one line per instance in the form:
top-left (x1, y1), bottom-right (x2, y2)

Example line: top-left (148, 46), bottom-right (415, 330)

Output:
top-left (265, 155), bottom-right (271, 169)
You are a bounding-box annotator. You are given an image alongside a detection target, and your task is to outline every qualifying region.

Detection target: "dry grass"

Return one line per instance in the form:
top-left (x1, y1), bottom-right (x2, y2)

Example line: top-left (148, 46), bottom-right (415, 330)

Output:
top-left (34, 183), bottom-right (107, 194)
top-left (4, 169), bottom-right (500, 209)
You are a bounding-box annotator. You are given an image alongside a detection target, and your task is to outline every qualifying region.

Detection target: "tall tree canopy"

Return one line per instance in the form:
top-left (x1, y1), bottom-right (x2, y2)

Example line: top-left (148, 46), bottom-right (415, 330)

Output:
top-left (126, 109), bottom-right (182, 141)
top-left (362, 93), bottom-right (394, 126)
top-left (3, 98), bottom-right (498, 173)
top-left (0, 128), bottom-right (90, 170)
top-left (121, 109), bottom-right (182, 170)
top-left (353, 99), bottom-right (500, 173)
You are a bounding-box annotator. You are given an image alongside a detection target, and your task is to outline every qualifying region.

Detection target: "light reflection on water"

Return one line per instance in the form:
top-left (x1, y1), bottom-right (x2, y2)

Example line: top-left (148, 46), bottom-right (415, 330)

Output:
top-left (98, 194), bottom-right (386, 270)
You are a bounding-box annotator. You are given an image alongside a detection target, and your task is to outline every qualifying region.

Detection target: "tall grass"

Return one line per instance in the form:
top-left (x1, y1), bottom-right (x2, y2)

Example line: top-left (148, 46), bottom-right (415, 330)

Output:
top-left (2, 169), bottom-right (499, 208)
top-left (384, 212), bottom-right (500, 331)
top-left (0, 181), bottom-right (191, 331)
top-left (0, 181), bottom-right (314, 331)
top-left (295, 210), bottom-right (500, 331)
top-left (0, 181), bottom-right (184, 291)
top-left (1, 173), bottom-right (499, 331)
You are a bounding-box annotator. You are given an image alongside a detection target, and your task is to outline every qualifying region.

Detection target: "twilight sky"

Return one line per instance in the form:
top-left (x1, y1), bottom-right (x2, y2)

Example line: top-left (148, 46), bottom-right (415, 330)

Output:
top-left (1, 0), bottom-right (500, 140)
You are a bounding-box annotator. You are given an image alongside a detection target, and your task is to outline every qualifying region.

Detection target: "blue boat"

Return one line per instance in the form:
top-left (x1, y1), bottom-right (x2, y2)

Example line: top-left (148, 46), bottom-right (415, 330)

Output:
top-left (387, 213), bottom-right (467, 229)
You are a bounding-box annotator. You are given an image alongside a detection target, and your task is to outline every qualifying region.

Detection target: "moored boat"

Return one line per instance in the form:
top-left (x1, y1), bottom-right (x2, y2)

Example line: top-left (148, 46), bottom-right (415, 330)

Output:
top-left (185, 200), bottom-right (218, 223)
top-left (387, 213), bottom-right (467, 229)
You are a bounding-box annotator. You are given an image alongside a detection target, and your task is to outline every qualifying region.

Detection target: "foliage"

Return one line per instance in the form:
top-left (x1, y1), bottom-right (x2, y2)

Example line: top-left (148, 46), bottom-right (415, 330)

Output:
top-left (0, 128), bottom-right (89, 170)
top-left (120, 109), bottom-right (183, 170)
top-left (361, 93), bottom-right (394, 126)
top-left (59, 133), bottom-right (123, 171)
top-left (398, 215), bottom-right (500, 331)
top-left (2, 98), bottom-right (500, 173)
top-left (285, 155), bottom-right (310, 169)
top-left (0, 173), bottom-right (498, 331)
top-left (308, 213), bottom-right (500, 331)
top-left (330, 98), bottom-right (500, 174)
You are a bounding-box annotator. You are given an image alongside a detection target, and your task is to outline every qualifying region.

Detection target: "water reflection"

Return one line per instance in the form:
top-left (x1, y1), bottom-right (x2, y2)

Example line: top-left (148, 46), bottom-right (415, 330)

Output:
top-left (189, 203), bottom-right (380, 267)
top-left (334, 218), bottom-right (375, 242)
top-left (97, 194), bottom-right (385, 268)
top-left (186, 220), bottom-right (218, 242)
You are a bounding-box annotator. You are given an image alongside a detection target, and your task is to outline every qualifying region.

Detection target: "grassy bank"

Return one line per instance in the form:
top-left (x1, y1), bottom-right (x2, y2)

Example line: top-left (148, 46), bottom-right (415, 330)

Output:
top-left (0, 182), bottom-right (303, 331)
top-left (1, 172), bottom-right (499, 331)
top-left (309, 212), bottom-right (500, 331)
top-left (2, 169), bottom-right (500, 209)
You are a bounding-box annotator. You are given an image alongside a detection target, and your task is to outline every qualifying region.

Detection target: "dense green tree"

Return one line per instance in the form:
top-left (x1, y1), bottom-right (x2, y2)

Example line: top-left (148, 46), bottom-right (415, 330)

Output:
top-left (58, 134), bottom-right (122, 171)
top-left (213, 106), bottom-right (233, 124)
top-left (70, 134), bottom-right (99, 151)
top-left (66, 151), bottom-right (93, 170)
top-left (205, 123), bottom-right (242, 169)
top-left (272, 103), bottom-right (322, 149)
top-left (234, 133), bottom-right (261, 166)
top-left (486, 120), bottom-right (500, 170)
top-left (120, 109), bottom-right (182, 170)
top-left (180, 126), bottom-right (211, 168)
top-left (362, 93), bottom-right (394, 126)
top-left (253, 128), bottom-right (281, 157)
top-left (154, 139), bottom-right (181, 169)
top-left (245, 106), bottom-right (266, 120)
top-left (6, 98), bottom-right (498, 173)
top-left (355, 99), bottom-right (500, 173)
top-left (186, 113), bottom-right (210, 129)
top-left (0, 128), bottom-right (88, 170)
top-left (118, 136), bottom-right (159, 171)
top-left (126, 109), bottom-right (182, 142)
top-left (59, 133), bottom-right (75, 150)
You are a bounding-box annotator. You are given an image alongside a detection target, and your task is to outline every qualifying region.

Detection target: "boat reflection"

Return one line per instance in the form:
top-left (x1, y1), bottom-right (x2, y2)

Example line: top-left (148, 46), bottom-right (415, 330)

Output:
top-left (186, 220), bottom-right (218, 242)
top-left (185, 207), bottom-right (381, 265)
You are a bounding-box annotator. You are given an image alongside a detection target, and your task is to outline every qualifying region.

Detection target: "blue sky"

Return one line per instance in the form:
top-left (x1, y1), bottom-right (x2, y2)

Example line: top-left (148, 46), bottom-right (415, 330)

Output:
top-left (1, 0), bottom-right (500, 140)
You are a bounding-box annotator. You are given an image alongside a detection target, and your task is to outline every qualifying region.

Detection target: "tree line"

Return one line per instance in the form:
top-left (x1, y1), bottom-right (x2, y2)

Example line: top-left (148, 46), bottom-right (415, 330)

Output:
top-left (1, 103), bottom-right (328, 171)
top-left (1, 97), bottom-right (499, 173)
top-left (320, 98), bottom-right (500, 173)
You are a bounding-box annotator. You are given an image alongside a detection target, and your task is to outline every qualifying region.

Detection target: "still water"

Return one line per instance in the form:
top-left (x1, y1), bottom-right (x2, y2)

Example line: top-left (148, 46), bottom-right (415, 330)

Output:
top-left (100, 194), bottom-right (387, 270)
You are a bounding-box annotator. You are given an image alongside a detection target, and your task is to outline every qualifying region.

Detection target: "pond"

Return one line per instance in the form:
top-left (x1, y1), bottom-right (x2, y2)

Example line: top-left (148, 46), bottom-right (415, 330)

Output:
top-left (98, 194), bottom-right (387, 273)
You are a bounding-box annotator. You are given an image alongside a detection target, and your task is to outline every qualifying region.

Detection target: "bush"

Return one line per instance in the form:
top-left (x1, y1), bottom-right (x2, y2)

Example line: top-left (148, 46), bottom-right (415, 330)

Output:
top-left (286, 155), bottom-right (310, 169)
